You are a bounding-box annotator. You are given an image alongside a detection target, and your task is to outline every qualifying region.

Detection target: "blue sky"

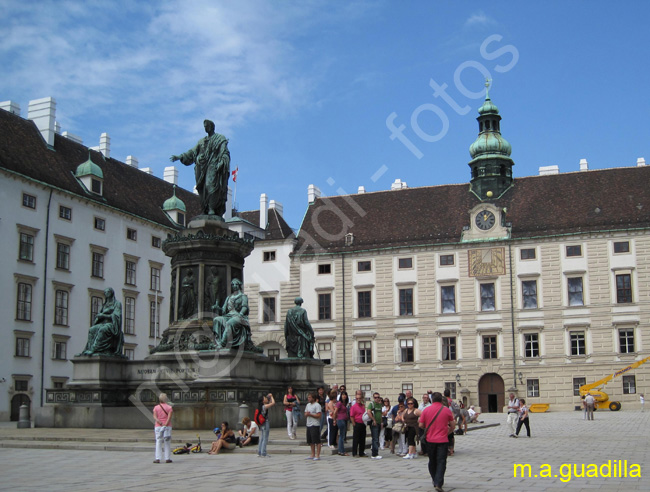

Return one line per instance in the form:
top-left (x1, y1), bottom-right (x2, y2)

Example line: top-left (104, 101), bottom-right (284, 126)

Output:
top-left (2, 1), bottom-right (649, 230)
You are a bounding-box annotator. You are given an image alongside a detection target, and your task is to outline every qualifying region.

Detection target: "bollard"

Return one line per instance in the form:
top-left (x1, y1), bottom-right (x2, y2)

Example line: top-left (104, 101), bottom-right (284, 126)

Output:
top-left (236, 403), bottom-right (249, 431)
top-left (17, 403), bottom-right (31, 429)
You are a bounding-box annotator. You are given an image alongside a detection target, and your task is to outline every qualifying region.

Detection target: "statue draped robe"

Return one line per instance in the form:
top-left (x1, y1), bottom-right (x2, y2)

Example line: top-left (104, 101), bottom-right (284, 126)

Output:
top-left (178, 132), bottom-right (230, 216)
top-left (81, 298), bottom-right (124, 356)
top-left (284, 306), bottom-right (315, 358)
top-left (213, 293), bottom-right (252, 350)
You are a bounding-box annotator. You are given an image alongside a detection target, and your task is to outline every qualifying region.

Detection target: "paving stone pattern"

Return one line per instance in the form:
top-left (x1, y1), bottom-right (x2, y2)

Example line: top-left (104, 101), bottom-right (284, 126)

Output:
top-left (0, 410), bottom-right (648, 491)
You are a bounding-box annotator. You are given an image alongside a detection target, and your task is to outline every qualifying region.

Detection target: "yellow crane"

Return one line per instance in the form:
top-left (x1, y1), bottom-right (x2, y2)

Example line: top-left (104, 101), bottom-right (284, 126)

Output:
top-left (579, 356), bottom-right (650, 411)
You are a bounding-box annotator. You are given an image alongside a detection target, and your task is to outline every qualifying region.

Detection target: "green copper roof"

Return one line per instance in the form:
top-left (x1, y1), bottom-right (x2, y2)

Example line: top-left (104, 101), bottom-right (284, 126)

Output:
top-left (163, 185), bottom-right (186, 212)
top-left (478, 95), bottom-right (499, 115)
top-left (469, 132), bottom-right (512, 158)
top-left (75, 153), bottom-right (104, 179)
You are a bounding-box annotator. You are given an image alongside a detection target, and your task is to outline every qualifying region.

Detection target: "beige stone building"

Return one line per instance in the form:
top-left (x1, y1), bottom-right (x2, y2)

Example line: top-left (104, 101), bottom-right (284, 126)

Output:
top-left (252, 92), bottom-right (650, 412)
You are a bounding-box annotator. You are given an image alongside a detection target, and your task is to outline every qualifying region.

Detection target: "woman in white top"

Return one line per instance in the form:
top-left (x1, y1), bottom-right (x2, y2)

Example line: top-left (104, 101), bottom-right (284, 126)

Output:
top-left (238, 417), bottom-right (259, 446)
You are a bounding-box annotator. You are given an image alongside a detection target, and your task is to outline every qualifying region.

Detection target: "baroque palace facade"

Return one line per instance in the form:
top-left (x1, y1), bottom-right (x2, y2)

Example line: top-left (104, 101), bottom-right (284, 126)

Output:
top-left (252, 90), bottom-right (650, 412)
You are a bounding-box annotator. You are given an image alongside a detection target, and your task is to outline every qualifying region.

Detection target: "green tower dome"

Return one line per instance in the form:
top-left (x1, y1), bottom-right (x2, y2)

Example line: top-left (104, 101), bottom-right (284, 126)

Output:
top-left (75, 153), bottom-right (104, 179)
top-left (163, 185), bottom-right (186, 212)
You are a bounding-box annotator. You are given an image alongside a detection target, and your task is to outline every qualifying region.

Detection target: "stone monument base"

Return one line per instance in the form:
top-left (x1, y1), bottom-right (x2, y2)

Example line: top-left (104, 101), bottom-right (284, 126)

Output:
top-left (38, 351), bottom-right (324, 429)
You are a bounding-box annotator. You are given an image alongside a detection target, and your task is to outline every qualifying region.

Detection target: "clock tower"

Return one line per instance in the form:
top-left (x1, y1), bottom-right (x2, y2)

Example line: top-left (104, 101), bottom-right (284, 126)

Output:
top-left (468, 81), bottom-right (515, 201)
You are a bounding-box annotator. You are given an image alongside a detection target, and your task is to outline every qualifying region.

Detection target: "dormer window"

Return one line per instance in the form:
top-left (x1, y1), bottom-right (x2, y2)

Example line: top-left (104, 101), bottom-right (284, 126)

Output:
top-left (177, 212), bottom-right (185, 226)
top-left (162, 185), bottom-right (187, 228)
top-left (91, 179), bottom-right (102, 194)
top-left (75, 153), bottom-right (104, 197)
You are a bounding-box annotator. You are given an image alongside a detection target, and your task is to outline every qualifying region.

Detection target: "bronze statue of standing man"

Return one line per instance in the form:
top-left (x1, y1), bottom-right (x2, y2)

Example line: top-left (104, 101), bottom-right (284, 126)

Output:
top-left (170, 119), bottom-right (230, 217)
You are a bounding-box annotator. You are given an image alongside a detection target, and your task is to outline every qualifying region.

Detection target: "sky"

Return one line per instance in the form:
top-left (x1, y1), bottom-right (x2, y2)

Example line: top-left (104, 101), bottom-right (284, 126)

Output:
top-left (2, 1), bottom-right (650, 231)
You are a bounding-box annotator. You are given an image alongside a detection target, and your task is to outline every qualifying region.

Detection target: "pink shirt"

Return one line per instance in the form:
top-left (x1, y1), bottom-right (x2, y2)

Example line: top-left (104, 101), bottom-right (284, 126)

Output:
top-left (349, 401), bottom-right (366, 424)
top-left (153, 403), bottom-right (173, 427)
top-left (419, 403), bottom-right (453, 443)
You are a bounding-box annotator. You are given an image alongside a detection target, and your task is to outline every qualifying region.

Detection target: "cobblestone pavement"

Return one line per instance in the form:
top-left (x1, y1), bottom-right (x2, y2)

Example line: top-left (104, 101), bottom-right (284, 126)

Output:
top-left (1, 410), bottom-right (648, 491)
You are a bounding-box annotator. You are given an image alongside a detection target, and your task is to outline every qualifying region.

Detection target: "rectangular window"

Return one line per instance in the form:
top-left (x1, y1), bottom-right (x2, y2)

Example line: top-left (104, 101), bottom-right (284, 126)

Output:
top-left (263, 251), bottom-right (276, 262)
top-left (623, 375), bottom-right (636, 394)
top-left (400, 339), bottom-right (414, 363)
top-left (19, 233), bottom-right (34, 261)
top-left (570, 331), bottom-right (586, 356)
top-left (439, 254), bottom-right (454, 266)
top-left (568, 277), bottom-right (584, 306)
top-left (150, 267), bottom-right (161, 291)
top-left (126, 228), bottom-right (137, 241)
top-left (263, 297), bottom-right (276, 323)
top-left (442, 336), bottom-right (456, 361)
top-left (317, 342), bottom-right (331, 364)
top-left (482, 335), bottom-right (497, 359)
top-left (15, 338), bottom-right (30, 357)
top-left (152, 236), bottom-right (162, 249)
top-left (149, 301), bottom-right (160, 338)
top-left (91, 296), bottom-right (103, 325)
top-left (124, 297), bottom-right (136, 335)
top-left (318, 264), bottom-right (331, 274)
top-left (124, 348), bottom-right (135, 360)
top-left (527, 379), bottom-right (540, 398)
top-left (15, 380), bottom-right (29, 391)
top-left (53, 341), bottom-right (67, 360)
top-left (566, 245), bottom-right (582, 257)
top-left (399, 288), bottom-right (413, 316)
top-left (398, 258), bottom-right (413, 269)
top-left (59, 205), bottom-right (72, 220)
top-left (318, 293), bottom-right (331, 320)
top-left (17, 283), bottom-right (32, 321)
top-left (358, 340), bottom-right (372, 364)
top-left (522, 280), bottom-right (538, 309)
top-left (22, 193), bottom-right (36, 209)
top-left (441, 285), bottom-right (456, 314)
top-left (357, 291), bottom-right (371, 318)
top-left (573, 377), bottom-right (586, 396)
top-left (267, 348), bottom-right (280, 362)
top-left (524, 333), bottom-right (539, 358)
top-left (357, 260), bottom-right (371, 272)
top-left (616, 274), bottom-right (632, 303)
top-left (520, 248), bottom-right (536, 260)
top-left (92, 252), bottom-right (104, 278)
top-left (94, 217), bottom-right (105, 231)
top-left (54, 290), bottom-right (69, 325)
top-left (614, 241), bottom-right (630, 254)
top-left (444, 382), bottom-right (457, 400)
top-left (91, 179), bottom-right (102, 194)
top-left (125, 260), bottom-right (136, 286)
top-left (361, 384), bottom-right (373, 399)
top-left (402, 383), bottom-right (413, 394)
top-left (619, 329), bottom-right (635, 354)
top-left (56, 243), bottom-right (70, 270)
top-left (177, 212), bottom-right (185, 226)
top-left (480, 283), bottom-right (495, 311)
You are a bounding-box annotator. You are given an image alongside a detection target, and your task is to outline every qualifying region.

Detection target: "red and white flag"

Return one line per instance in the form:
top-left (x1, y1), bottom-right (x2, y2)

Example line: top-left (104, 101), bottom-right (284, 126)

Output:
top-left (231, 167), bottom-right (238, 183)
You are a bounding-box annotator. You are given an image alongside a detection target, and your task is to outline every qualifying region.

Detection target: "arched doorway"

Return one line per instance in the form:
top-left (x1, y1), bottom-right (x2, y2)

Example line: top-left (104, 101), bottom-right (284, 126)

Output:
top-left (10, 394), bottom-right (31, 421)
top-left (478, 373), bottom-right (505, 413)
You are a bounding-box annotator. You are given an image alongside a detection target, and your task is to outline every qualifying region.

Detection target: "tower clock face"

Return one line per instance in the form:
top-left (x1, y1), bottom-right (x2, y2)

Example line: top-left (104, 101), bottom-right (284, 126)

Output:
top-left (475, 210), bottom-right (496, 230)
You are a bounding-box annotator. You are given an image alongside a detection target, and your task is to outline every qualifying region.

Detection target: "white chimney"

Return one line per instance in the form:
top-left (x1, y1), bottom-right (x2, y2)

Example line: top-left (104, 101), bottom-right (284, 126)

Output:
top-left (27, 97), bottom-right (57, 147)
top-left (62, 131), bottom-right (83, 144)
top-left (391, 178), bottom-right (408, 190)
top-left (308, 184), bottom-right (321, 204)
top-left (126, 156), bottom-right (138, 168)
top-left (99, 133), bottom-right (110, 158)
top-left (0, 100), bottom-right (20, 115)
top-left (358, 186), bottom-right (366, 194)
top-left (140, 167), bottom-right (153, 175)
top-left (224, 186), bottom-right (233, 220)
top-left (637, 157), bottom-right (646, 167)
top-left (269, 200), bottom-right (283, 217)
top-left (164, 166), bottom-right (179, 185)
top-left (260, 193), bottom-right (268, 229)
top-left (539, 165), bottom-right (559, 175)
top-left (579, 158), bottom-right (588, 171)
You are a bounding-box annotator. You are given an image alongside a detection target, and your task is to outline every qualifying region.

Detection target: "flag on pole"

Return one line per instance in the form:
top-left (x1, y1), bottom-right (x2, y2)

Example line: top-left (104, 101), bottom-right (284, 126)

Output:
top-left (231, 167), bottom-right (238, 183)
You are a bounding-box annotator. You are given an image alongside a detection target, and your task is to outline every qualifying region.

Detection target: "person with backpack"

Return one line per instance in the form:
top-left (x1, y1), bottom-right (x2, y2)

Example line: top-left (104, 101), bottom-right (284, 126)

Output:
top-left (256, 392), bottom-right (275, 457)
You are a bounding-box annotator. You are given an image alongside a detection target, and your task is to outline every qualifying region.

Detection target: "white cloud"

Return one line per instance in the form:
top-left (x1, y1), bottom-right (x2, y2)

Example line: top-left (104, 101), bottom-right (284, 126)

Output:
top-left (464, 12), bottom-right (495, 28)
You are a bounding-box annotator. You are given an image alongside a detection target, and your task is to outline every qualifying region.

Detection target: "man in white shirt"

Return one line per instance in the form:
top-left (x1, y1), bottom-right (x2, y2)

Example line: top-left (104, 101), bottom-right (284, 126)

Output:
top-left (305, 392), bottom-right (323, 460)
top-left (467, 406), bottom-right (481, 423)
top-left (506, 393), bottom-right (519, 437)
top-left (584, 393), bottom-right (595, 420)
